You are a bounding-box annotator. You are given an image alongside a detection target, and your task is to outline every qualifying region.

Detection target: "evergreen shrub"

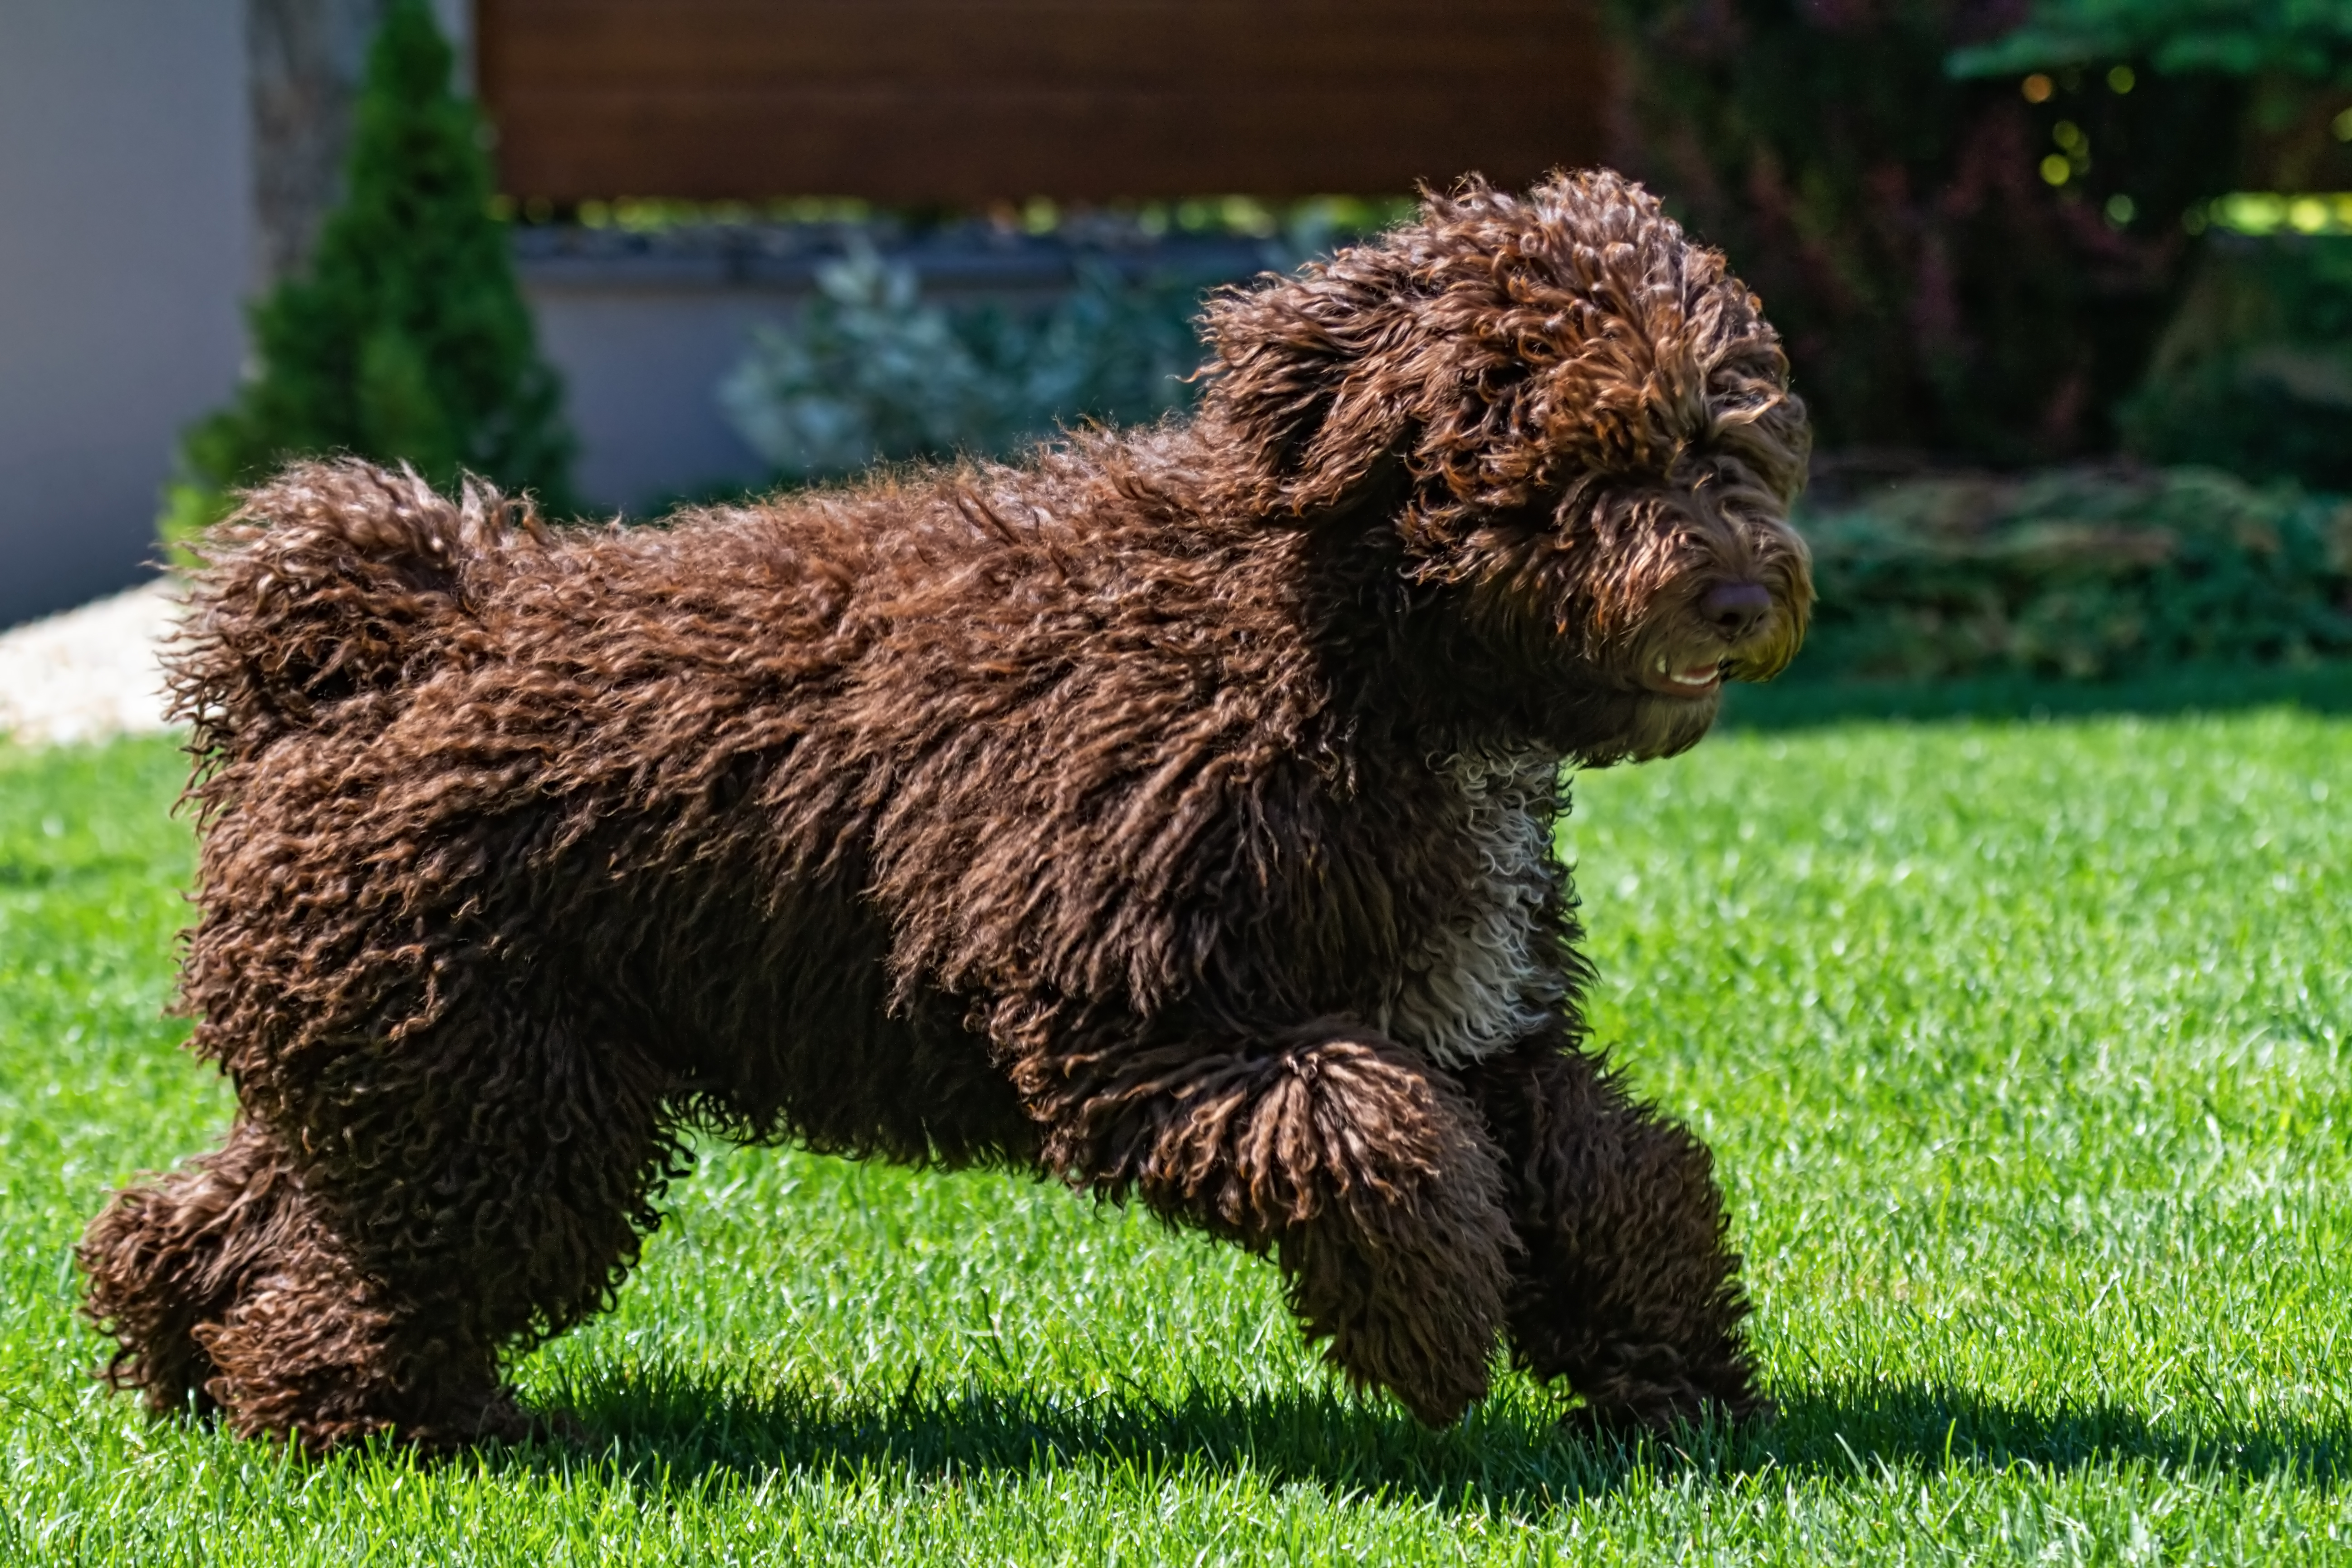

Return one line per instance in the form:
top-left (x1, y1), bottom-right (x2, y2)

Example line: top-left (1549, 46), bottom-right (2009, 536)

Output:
top-left (1795, 465), bottom-right (2352, 681)
top-left (163, 0), bottom-right (573, 550)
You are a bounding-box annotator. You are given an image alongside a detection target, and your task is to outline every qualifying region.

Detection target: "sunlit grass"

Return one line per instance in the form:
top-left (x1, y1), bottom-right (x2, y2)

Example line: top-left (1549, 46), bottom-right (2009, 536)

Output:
top-left (0, 702), bottom-right (2346, 1563)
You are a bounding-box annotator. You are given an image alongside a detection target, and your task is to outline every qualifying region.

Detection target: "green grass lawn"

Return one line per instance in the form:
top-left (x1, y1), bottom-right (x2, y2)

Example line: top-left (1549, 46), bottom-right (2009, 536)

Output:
top-left (0, 701), bottom-right (2346, 1564)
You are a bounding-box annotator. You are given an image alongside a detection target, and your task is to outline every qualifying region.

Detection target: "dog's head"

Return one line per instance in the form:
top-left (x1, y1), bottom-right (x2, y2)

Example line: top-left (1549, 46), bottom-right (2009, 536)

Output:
top-left (1200, 169), bottom-right (1812, 763)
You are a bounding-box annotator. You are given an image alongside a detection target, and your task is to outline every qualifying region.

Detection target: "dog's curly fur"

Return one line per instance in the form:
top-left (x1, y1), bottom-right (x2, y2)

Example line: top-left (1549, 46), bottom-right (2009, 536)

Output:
top-left (79, 170), bottom-right (1812, 1451)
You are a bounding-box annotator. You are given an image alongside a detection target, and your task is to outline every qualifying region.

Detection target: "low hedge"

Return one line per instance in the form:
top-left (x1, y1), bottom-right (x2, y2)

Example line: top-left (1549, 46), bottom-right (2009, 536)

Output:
top-left (1793, 464), bottom-right (2352, 682)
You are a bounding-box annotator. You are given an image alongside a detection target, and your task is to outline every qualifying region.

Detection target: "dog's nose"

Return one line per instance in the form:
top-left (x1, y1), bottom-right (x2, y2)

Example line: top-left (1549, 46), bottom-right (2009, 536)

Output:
top-left (1701, 582), bottom-right (1773, 642)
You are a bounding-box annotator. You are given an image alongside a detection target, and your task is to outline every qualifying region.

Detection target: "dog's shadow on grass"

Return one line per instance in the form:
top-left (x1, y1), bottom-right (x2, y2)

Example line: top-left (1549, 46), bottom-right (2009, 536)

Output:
top-left (501, 1369), bottom-right (2352, 1511)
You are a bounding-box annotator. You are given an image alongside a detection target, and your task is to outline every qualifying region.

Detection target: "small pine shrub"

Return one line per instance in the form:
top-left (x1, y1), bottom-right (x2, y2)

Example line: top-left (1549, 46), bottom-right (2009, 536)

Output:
top-left (1796, 465), bottom-right (2352, 681)
top-left (163, 0), bottom-right (573, 551)
top-left (718, 245), bottom-right (1204, 483)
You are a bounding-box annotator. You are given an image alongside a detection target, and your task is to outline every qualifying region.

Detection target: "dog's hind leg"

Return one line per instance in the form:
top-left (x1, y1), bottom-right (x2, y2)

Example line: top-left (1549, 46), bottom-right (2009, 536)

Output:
top-left (103, 1006), bottom-right (678, 1451)
top-left (81, 1115), bottom-right (494, 1449)
top-left (1459, 1034), bottom-right (1763, 1435)
top-left (124, 1132), bottom-right (436, 1450)
top-left (1031, 1021), bottom-right (1517, 1426)
top-left (78, 1116), bottom-right (294, 1416)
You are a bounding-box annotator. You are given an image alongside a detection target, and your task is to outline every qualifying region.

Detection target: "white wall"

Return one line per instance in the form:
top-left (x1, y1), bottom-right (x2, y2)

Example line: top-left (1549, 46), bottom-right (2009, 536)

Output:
top-left (0, 1), bottom-right (250, 627)
top-left (526, 279), bottom-right (780, 514)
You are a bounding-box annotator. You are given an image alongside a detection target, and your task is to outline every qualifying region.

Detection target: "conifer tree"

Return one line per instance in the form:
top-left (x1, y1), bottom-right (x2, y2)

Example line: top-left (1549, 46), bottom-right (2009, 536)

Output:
top-left (165, 0), bottom-right (573, 546)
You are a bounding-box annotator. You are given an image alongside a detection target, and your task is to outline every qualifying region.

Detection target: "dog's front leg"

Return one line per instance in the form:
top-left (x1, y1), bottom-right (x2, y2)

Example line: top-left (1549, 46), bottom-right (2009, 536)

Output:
top-left (1018, 1019), bottom-right (1516, 1426)
top-left (1458, 1034), bottom-right (1764, 1435)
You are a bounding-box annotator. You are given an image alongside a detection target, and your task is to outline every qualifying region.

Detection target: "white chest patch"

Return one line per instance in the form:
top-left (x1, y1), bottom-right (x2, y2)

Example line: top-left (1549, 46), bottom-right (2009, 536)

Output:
top-left (1377, 748), bottom-right (1566, 1068)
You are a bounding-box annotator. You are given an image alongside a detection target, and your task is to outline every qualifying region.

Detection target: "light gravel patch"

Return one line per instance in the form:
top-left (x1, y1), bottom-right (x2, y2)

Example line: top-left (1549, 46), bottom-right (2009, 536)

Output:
top-left (0, 579), bottom-right (182, 746)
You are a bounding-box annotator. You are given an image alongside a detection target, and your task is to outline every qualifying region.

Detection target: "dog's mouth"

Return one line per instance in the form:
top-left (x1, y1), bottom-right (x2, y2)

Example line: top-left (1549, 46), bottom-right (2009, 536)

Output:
top-left (1637, 651), bottom-right (1725, 699)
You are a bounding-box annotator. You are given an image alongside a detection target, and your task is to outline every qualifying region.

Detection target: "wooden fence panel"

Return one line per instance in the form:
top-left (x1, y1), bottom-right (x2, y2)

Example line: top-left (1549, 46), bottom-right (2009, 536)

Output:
top-left (478, 0), bottom-right (1611, 201)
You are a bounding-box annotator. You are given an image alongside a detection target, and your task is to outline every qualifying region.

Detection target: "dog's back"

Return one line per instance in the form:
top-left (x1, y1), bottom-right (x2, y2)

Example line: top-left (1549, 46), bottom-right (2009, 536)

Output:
top-left (162, 451), bottom-right (1310, 1154)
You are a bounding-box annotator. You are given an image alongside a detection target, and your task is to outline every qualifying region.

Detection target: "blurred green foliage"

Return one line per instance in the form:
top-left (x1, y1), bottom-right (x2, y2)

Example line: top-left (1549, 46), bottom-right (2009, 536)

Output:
top-left (162, 0), bottom-right (573, 552)
top-left (1952, 0), bottom-right (2352, 80)
top-left (717, 246), bottom-right (1207, 484)
top-left (1796, 464), bottom-right (2352, 681)
top-left (1952, 5), bottom-right (2352, 488)
top-left (1604, 0), bottom-right (2242, 465)
top-left (2119, 235), bottom-right (2352, 487)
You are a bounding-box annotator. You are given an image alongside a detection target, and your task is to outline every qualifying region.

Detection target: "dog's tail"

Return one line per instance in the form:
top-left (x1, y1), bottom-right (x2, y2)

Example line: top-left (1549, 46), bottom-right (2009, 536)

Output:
top-left (169, 459), bottom-right (541, 755)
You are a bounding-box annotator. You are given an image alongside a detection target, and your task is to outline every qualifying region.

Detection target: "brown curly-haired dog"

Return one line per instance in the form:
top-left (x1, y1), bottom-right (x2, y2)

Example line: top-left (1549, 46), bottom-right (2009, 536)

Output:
top-left (79, 170), bottom-right (1811, 1451)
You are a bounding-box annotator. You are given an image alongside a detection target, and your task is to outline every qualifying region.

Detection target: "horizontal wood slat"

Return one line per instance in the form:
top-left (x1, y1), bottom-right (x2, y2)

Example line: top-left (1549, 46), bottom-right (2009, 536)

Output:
top-left (479, 0), bottom-right (1611, 201)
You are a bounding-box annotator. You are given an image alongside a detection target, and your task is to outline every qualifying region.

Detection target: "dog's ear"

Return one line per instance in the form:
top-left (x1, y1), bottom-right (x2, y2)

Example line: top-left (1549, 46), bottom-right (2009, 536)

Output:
top-left (1197, 242), bottom-right (1427, 519)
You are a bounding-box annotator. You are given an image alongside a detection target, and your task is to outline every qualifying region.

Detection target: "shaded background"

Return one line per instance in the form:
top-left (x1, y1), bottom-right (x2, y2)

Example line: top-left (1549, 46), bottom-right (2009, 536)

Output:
top-left (5, 0), bottom-right (2351, 650)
